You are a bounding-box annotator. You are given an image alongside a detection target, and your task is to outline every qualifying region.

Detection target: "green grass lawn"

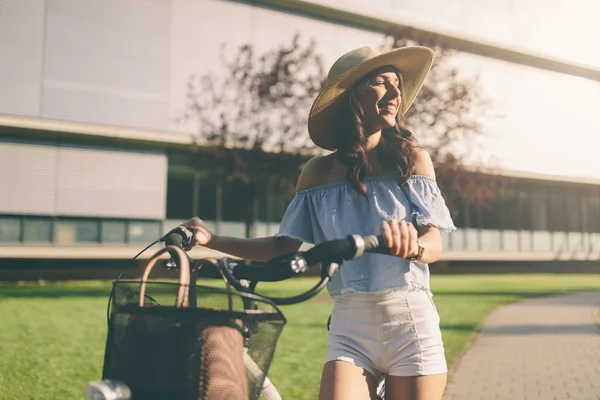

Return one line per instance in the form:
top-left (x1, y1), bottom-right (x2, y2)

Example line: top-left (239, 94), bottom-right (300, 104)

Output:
top-left (1, 274), bottom-right (599, 400)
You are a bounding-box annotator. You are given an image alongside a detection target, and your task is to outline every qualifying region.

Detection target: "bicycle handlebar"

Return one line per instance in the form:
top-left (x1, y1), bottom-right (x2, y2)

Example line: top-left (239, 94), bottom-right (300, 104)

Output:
top-left (161, 227), bottom-right (393, 305)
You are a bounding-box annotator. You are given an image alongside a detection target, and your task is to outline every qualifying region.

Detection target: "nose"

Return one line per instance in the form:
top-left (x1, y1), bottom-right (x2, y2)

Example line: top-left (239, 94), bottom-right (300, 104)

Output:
top-left (386, 83), bottom-right (401, 101)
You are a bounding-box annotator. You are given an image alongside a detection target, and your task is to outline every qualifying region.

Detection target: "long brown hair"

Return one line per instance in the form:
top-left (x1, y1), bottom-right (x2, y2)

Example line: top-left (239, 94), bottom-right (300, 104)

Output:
top-left (335, 66), bottom-right (418, 194)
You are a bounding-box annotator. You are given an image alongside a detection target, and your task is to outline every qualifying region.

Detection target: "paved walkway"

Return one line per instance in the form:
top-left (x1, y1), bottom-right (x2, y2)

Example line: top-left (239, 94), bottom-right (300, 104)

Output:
top-left (443, 291), bottom-right (600, 400)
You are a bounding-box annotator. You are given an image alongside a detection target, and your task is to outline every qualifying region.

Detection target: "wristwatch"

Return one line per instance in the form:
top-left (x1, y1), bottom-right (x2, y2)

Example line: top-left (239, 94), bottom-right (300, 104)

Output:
top-left (406, 241), bottom-right (425, 261)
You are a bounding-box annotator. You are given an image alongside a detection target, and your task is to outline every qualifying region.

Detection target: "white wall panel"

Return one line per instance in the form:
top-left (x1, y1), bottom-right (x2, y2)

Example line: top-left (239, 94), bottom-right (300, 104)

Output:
top-left (0, 140), bottom-right (58, 214)
top-left (42, 0), bottom-right (170, 129)
top-left (0, 140), bottom-right (167, 219)
top-left (54, 145), bottom-right (167, 219)
top-left (0, 0), bottom-right (45, 116)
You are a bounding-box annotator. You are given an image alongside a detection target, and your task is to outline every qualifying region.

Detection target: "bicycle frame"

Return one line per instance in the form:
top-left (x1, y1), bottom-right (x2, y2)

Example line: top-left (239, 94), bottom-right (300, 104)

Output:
top-left (237, 279), bottom-right (282, 400)
top-left (243, 351), bottom-right (281, 400)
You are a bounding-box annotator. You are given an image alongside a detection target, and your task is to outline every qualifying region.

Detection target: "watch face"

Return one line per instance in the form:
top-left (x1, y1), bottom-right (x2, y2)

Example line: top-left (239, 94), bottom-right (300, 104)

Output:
top-left (408, 243), bottom-right (424, 261)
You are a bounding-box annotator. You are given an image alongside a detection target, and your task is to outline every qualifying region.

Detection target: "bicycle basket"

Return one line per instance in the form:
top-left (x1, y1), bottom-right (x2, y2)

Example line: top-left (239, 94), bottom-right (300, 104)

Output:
top-left (101, 251), bottom-right (286, 400)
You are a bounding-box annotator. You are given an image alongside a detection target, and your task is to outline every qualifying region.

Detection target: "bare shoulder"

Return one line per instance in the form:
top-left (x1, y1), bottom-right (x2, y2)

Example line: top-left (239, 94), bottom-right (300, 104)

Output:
top-left (296, 153), bottom-right (342, 192)
top-left (413, 147), bottom-right (436, 179)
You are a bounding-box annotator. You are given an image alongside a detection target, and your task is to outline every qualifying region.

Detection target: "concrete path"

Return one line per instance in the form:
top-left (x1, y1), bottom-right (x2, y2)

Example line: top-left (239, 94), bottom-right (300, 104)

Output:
top-left (443, 291), bottom-right (600, 400)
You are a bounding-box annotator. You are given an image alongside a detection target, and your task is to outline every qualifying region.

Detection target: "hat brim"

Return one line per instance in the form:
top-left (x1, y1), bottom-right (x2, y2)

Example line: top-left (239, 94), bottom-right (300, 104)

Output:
top-left (308, 46), bottom-right (434, 151)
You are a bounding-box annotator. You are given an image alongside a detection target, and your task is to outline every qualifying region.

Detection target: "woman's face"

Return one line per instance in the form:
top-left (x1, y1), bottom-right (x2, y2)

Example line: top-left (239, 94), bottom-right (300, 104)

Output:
top-left (356, 68), bottom-right (402, 132)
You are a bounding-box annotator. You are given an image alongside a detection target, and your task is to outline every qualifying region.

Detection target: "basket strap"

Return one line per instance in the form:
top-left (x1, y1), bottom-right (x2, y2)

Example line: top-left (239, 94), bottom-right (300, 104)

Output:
top-left (139, 246), bottom-right (190, 308)
top-left (189, 259), bottom-right (233, 310)
top-left (189, 262), bottom-right (202, 309)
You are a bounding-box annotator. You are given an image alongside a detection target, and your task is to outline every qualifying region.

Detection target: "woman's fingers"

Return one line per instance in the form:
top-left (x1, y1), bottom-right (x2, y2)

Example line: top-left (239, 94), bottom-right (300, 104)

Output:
top-left (399, 221), bottom-right (410, 258)
top-left (181, 217), bottom-right (212, 249)
top-left (182, 217), bottom-right (202, 229)
top-left (390, 220), bottom-right (402, 256)
top-left (380, 220), bottom-right (419, 258)
top-left (193, 228), bottom-right (211, 246)
top-left (379, 221), bottom-right (393, 248)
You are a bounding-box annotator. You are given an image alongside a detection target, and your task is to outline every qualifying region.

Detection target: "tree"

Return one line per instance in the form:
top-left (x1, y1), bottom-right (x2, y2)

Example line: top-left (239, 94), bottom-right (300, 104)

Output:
top-left (384, 32), bottom-right (512, 219)
top-left (177, 34), bottom-right (325, 236)
top-left (179, 31), bottom-right (510, 234)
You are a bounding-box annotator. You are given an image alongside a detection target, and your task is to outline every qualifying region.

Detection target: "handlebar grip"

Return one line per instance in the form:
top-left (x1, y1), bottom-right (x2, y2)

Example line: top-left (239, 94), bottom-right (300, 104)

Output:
top-left (162, 226), bottom-right (193, 248)
top-left (307, 235), bottom-right (392, 263)
top-left (164, 232), bottom-right (184, 248)
top-left (161, 227), bottom-right (193, 271)
top-left (362, 235), bottom-right (393, 255)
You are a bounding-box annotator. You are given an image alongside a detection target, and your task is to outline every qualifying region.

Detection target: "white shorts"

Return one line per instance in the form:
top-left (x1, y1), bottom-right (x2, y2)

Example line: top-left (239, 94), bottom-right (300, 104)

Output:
top-left (325, 287), bottom-right (447, 381)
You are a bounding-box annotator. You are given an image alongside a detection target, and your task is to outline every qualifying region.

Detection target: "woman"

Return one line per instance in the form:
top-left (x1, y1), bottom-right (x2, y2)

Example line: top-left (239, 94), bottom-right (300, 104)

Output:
top-left (183, 46), bottom-right (455, 400)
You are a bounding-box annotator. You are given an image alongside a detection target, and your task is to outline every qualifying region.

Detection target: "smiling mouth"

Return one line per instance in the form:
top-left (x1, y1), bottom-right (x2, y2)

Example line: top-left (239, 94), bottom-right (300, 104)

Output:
top-left (379, 105), bottom-right (397, 113)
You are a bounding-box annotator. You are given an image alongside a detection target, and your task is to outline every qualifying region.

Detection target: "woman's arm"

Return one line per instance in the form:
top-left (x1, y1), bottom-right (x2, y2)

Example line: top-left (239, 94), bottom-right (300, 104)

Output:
top-left (379, 148), bottom-right (445, 263)
top-left (415, 225), bottom-right (442, 264)
top-left (208, 235), bottom-right (302, 262)
top-left (183, 217), bottom-right (302, 262)
top-left (412, 148), bottom-right (443, 263)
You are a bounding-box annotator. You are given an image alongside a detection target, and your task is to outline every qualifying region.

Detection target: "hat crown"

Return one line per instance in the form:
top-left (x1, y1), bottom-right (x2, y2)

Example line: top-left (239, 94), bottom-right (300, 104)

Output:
top-left (326, 47), bottom-right (380, 84)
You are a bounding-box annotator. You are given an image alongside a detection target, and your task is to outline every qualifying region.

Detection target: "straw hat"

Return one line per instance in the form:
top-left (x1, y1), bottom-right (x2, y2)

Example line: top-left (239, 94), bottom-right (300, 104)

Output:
top-left (308, 46), bottom-right (434, 150)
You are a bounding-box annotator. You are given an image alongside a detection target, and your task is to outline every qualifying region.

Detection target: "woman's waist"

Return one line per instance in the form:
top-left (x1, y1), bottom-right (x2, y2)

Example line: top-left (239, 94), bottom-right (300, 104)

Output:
top-left (329, 284), bottom-right (433, 323)
top-left (328, 279), bottom-right (431, 301)
top-left (326, 254), bottom-right (430, 297)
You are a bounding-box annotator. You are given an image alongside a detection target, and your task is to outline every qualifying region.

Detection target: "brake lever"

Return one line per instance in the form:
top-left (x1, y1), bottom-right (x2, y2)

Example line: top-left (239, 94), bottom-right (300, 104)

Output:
top-left (164, 251), bottom-right (193, 271)
top-left (214, 258), bottom-right (249, 292)
top-left (164, 258), bottom-right (180, 271)
top-left (321, 260), bottom-right (341, 279)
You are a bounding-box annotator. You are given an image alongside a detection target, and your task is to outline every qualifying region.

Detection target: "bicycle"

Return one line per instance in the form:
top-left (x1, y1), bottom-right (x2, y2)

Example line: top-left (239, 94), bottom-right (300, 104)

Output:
top-left (87, 226), bottom-right (389, 399)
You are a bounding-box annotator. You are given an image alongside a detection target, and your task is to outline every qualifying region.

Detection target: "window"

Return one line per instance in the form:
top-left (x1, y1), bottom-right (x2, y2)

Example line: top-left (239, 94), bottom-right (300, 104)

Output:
top-left (480, 196), bottom-right (503, 230)
top-left (518, 188), bottom-right (532, 231)
top-left (101, 220), bottom-right (126, 243)
top-left (585, 189), bottom-right (600, 233)
top-left (500, 189), bottom-right (520, 230)
top-left (23, 217), bottom-right (52, 243)
top-left (76, 220), bottom-right (99, 242)
top-left (530, 191), bottom-right (548, 231)
top-left (223, 180), bottom-right (252, 222)
top-left (128, 221), bottom-right (161, 243)
top-left (199, 179), bottom-right (218, 221)
top-left (166, 176), bottom-right (194, 219)
top-left (273, 193), bottom-right (295, 222)
top-left (54, 219), bottom-right (99, 244)
top-left (451, 197), bottom-right (468, 228)
top-left (0, 216), bottom-right (21, 242)
top-left (566, 191), bottom-right (583, 232)
top-left (547, 190), bottom-right (567, 231)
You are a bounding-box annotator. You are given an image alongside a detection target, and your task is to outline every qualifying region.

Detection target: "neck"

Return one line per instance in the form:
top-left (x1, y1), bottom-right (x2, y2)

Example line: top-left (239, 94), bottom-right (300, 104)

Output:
top-left (365, 131), bottom-right (382, 150)
top-left (365, 132), bottom-right (384, 175)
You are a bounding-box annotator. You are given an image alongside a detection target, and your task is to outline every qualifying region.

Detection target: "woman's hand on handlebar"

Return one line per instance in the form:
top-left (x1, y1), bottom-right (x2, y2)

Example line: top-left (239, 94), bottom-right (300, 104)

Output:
top-left (379, 220), bottom-right (419, 258)
top-left (182, 217), bottom-right (213, 250)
